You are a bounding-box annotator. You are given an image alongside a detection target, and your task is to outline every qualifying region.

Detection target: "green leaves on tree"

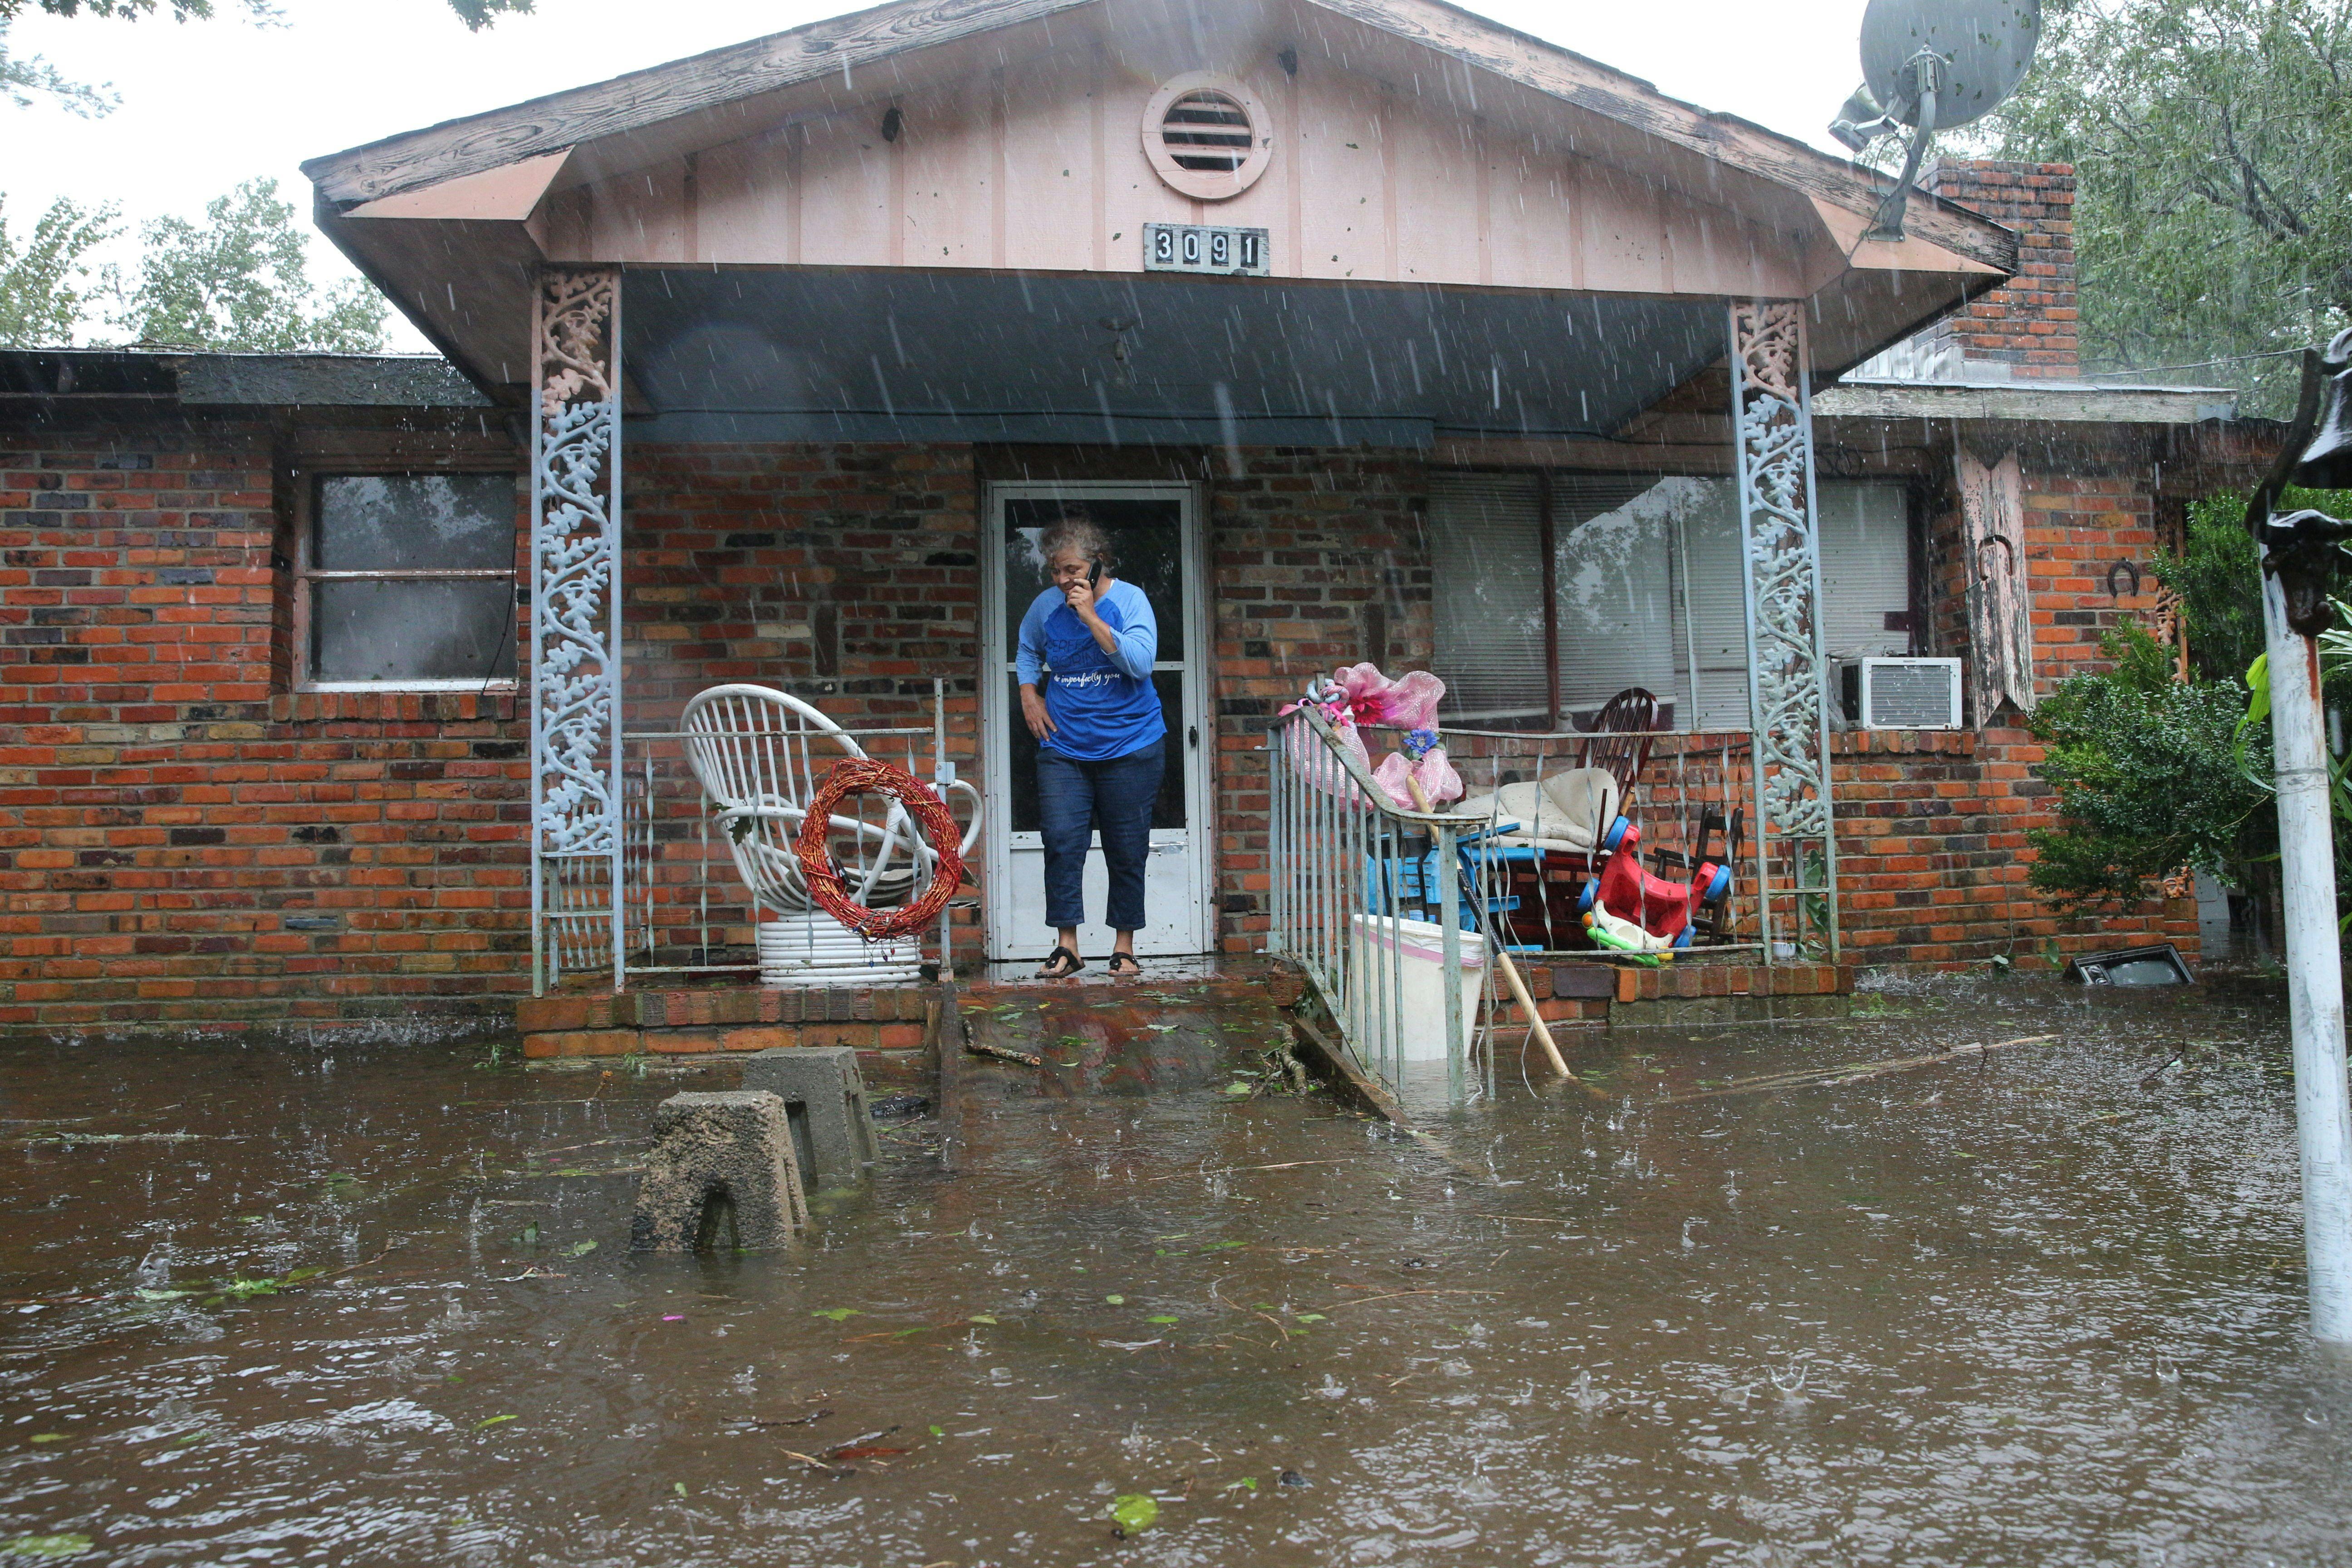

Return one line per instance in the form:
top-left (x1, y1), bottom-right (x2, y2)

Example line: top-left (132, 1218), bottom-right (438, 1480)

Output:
top-left (110, 177), bottom-right (387, 352)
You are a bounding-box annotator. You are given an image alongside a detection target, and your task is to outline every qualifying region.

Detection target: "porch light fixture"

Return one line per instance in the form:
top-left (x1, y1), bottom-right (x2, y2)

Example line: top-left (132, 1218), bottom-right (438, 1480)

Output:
top-left (1142, 73), bottom-right (1273, 201)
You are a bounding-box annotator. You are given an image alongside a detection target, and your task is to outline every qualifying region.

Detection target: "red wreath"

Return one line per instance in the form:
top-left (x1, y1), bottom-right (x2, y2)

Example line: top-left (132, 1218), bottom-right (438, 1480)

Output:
top-left (793, 757), bottom-right (964, 940)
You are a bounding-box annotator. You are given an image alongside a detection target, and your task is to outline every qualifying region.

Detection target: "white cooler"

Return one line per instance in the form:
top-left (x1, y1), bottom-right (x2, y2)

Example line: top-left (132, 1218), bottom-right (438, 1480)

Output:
top-left (1348, 911), bottom-right (1485, 1062)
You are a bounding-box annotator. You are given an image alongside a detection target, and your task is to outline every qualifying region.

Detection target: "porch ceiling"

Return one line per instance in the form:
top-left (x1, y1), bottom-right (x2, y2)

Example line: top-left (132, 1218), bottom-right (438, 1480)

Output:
top-left (623, 266), bottom-right (1727, 446)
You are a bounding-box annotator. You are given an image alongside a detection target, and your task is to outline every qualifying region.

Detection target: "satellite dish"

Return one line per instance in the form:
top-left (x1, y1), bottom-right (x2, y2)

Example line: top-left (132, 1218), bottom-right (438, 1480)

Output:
top-left (1862, 0), bottom-right (2041, 132)
top-left (1829, 0), bottom-right (2042, 240)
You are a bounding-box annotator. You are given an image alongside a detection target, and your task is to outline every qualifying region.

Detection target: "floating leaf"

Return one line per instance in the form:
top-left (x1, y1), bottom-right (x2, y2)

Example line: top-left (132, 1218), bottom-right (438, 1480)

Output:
top-left (1109, 1494), bottom-right (1159, 1535)
top-left (563, 1241), bottom-right (598, 1258)
top-left (966, 1314), bottom-right (997, 1326)
top-left (1146, 1315), bottom-right (1180, 1325)
top-left (2, 1536), bottom-right (93, 1558)
top-left (216, 1277), bottom-right (278, 1299)
top-left (928, 1425), bottom-right (945, 1437)
top-left (472, 1415), bottom-right (517, 1431)
top-left (26, 1435), bottom-right (65, 1445)
top-left (280, 1267), bottom-right (324, 1284)
top-left (551, 1169), bottom-right (596, 1178)
top-left (1294, 1313), bottom-right (1327, 1324)
top-left (1198, 1241), bottom-right (1246, 1254)
top-left (133, 1288), bottom-right (196, 1302)
top-left (514, 1222), bottom-right (541, 1247)
top-left (1103, 1294), bottom-right (1126, 1305)
top-left (672, 1482), bottom-right (688, 1497)
top-left (1224, 1083), bottom-right (1253, 1097)
top-left (1228, 1476), bottom-right (1259, 1493)
top-left (812, 1308), bottom-right (860, 1323)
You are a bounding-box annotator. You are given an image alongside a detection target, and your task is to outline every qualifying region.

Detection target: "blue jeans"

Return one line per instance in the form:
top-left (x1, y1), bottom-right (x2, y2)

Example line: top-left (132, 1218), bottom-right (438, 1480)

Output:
top-left (1037, 738), bottom-right (1164, 934)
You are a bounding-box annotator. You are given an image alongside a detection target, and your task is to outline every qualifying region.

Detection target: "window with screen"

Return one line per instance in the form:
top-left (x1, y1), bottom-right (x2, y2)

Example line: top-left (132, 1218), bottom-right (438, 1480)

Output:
top-left (1429, 472), bottom-right (1910, 731)
top-left (299, 474), bottom-right (520, 689)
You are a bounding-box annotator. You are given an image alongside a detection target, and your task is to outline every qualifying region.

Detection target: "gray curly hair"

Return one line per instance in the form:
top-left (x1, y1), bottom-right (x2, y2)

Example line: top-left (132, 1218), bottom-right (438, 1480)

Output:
top-left (1038, 517), bottom-right (1115, 574)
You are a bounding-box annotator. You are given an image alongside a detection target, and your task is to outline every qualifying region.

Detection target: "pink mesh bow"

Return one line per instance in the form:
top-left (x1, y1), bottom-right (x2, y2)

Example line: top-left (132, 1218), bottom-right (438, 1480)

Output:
top-left (1280, 665), bottom-right (1461, 809)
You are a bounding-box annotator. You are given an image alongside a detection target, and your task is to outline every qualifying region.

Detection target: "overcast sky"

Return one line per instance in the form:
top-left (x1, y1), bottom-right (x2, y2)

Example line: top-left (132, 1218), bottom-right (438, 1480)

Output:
top-left (4, 0), bottom-right (1876, 352)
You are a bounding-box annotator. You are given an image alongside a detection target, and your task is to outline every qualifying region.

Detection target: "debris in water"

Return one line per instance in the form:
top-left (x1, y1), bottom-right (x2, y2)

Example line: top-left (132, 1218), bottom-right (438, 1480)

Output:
top-left (1110, 1494), bottom-right (1159, 1535)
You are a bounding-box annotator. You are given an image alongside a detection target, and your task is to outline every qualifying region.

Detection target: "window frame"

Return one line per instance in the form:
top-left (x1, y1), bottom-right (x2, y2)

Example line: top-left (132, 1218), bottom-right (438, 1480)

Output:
top-left (291, 468), bottom-right (524, 694)
top-left (1429, 467), bottom-right (1914, 734)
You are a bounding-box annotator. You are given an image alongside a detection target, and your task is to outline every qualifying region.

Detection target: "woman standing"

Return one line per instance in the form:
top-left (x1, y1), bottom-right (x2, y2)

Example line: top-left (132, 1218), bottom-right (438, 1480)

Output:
top-left (1016, 519), bottom-right (1166, 978)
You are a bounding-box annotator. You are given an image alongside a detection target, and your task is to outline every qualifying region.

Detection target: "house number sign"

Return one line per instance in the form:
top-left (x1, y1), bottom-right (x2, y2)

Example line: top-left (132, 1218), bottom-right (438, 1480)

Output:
top-left (1144, 223), bottom-right (1269, 276)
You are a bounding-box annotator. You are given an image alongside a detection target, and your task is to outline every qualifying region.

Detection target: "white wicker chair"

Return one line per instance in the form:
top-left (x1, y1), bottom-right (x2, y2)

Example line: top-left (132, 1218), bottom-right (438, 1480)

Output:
top-left (678, 684), bottom-right (981, 985)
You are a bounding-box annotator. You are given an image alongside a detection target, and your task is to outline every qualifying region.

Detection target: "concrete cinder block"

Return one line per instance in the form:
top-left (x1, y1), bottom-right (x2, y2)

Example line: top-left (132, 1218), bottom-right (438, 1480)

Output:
top-left (741, 1046), bottom-right (879, 1191)
top-left (630, 1090), bottom-right (807, 1252)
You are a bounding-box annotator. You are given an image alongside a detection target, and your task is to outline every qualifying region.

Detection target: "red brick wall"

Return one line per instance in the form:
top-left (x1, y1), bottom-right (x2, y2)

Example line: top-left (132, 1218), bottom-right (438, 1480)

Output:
top-left (1926, 160), bottom-right (2079, 378)
top-left (1209, 448), bottom-right (1431, 952)
top-left (0, 427), bottom-right (534, 1039)
top-left (0, 422), bottom-right (2197, 1041)
top-left (620, 443), bottom-right (982, 965)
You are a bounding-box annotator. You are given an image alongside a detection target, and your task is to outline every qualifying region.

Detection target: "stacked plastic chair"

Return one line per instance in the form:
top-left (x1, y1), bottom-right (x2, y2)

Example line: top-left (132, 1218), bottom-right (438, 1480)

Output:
top-left (679, 684), bottom-right (981, 987)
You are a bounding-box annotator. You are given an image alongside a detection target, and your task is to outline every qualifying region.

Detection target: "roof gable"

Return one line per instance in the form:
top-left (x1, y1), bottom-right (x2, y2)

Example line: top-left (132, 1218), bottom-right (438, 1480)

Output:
top-left (304, 0), bottom-right (2007, 271)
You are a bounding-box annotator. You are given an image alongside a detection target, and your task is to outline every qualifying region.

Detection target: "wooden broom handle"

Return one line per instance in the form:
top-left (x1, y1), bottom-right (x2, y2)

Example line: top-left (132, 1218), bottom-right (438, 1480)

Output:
top-left (1405, 775), bottom-right (1574, 1082)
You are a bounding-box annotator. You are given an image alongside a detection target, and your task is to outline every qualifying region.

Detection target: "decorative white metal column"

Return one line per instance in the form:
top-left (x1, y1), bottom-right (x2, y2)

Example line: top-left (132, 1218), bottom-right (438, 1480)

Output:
top-left (529, 267), bottom-right (626, 994)
top-left (1727, 299), bottom-right (1838, 961)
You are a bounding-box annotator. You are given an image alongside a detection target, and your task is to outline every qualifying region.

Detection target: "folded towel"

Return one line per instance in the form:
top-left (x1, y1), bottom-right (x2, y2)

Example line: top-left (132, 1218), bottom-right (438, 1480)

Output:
top-left (1448, 767), bottom-right (1619, 852)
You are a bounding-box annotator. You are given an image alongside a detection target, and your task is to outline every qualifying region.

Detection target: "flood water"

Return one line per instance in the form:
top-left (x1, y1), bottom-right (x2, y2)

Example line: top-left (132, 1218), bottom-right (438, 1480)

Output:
top-left (3, 975), bottom-right (2347, 1566)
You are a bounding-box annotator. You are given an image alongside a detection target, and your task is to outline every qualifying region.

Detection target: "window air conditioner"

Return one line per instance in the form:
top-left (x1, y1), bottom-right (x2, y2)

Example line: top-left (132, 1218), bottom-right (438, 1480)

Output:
top-left (1837, 657), bottom-right (1963, 730)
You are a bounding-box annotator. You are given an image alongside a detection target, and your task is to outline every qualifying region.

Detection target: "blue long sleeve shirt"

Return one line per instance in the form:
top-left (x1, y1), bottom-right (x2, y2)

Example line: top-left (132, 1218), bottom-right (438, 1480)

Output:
top-left (1015, 579), bottom-right (1166, 761)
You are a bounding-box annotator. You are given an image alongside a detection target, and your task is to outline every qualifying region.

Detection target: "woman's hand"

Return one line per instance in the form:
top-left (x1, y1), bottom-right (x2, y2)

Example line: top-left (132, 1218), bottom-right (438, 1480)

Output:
top-left (1020, 682), bottom-right (1056, 740)
top-left (1062, 577), bottom-right (1101, 622)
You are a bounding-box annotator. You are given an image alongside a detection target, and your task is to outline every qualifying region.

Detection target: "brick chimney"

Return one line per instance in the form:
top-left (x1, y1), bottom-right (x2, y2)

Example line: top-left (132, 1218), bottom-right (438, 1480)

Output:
top-left (1916, 160), bottom-right (2079, 380)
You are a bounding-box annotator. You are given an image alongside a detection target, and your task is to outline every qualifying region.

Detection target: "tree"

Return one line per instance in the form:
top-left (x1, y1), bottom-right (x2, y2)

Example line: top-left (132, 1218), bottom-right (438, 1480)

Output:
top-left (1989, 0), bottom-right (2352, 413)
top-left (0, 19), bottom-right (113, 113)
top-left (2027, 482), bottom-right (2352, 927)
top-left (0, 195), bottom-right (115, 345)
top-left (2024, 623), bottom-right (2277, 908)
top-left (109, 178), bottom-right (387, 352)
top-left (0, 0), bottom-right (535, 28)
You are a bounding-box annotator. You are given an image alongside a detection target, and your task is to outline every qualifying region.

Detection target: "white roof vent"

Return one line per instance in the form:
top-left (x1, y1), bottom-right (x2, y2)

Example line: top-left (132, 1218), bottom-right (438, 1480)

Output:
top-left (1142, 74), bottom-right (1273, 201)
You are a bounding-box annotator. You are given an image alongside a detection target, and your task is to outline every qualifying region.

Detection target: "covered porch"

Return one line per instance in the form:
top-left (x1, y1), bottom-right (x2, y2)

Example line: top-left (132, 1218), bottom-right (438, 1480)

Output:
top-left (300, 0), bottom-right (2017, 1042)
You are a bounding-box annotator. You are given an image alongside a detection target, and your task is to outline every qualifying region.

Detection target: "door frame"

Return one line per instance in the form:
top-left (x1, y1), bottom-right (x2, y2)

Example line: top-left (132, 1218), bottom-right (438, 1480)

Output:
top-left (978, 479), bottom-right (1215, 959)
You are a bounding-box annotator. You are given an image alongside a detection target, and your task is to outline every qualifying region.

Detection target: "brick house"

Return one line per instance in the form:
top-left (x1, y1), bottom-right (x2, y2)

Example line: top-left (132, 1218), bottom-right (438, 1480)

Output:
top-left (0, 0), bottom-right (2273, 1047)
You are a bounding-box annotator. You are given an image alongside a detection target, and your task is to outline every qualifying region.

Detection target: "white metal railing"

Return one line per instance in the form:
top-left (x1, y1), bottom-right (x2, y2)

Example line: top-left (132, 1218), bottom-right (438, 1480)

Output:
top-left (1267, 706), bottom-right (1504, 1104)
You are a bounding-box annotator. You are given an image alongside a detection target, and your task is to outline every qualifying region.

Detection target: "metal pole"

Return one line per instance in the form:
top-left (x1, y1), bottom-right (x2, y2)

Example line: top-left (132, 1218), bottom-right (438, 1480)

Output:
top-left (1438, 821), bottom-right (1464, 1106)
top-left (608, 275), bottom-right (627, 995)
top-left (1794, 309), bottom-right (1840, 961)
top-left (2262, 566), bottom-right (2352, 1342)
top-left (935, 676), bottom-right (951, 979)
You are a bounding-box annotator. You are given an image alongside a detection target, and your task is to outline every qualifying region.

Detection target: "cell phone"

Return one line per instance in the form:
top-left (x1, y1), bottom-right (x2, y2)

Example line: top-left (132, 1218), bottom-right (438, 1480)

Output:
top-left (1087, 559), bottom-right (1102, 590)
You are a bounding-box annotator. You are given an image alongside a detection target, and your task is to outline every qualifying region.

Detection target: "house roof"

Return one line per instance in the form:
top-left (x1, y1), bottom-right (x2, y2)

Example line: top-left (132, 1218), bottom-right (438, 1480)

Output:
top-left (301, 0), bottom-right (2020, 411)
top-left (302, 0), bottom-right (2004, 271)
top-left (0, 348), bottom-right (492, 409)
top-left (1814, 377), bottom-right (2240, 426)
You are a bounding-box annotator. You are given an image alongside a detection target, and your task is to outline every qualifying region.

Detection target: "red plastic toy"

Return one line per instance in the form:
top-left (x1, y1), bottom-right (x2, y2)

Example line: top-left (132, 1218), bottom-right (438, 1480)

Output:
top-left (1578, 838), bottom-right (1731, 948)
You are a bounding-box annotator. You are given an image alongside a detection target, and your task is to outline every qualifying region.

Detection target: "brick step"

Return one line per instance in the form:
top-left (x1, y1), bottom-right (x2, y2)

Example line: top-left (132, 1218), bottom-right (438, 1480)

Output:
top-left (518, 982), bottom-right (938, 1066)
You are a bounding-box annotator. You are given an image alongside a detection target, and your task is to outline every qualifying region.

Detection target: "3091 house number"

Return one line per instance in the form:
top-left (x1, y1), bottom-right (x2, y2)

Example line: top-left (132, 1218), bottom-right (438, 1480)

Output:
top-left (1143, 223), bottom-right (1269, 276)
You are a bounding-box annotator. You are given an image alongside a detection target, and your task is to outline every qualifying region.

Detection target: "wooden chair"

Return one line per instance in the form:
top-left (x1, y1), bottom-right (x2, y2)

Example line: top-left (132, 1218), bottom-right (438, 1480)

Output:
top-left (1577, 687), bottom-right (1661, 805)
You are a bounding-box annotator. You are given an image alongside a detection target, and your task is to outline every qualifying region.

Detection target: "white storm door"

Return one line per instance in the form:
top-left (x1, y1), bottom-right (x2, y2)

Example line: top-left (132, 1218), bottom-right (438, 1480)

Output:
top-left (981, 483), bottom-right (1212, 960)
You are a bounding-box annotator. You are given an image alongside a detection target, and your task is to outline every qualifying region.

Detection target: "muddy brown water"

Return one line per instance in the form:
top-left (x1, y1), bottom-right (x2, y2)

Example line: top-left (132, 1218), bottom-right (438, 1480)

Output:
top-left (3, 975), bottom-right (2347, 1566)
